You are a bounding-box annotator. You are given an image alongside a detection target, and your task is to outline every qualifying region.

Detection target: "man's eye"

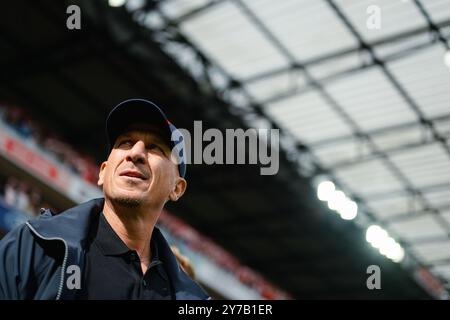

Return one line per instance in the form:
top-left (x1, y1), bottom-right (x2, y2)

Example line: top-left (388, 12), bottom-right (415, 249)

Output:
top-left (148, 144), bottom-right (165, 154)
top-left (118, 140), bottom-right (132, 147)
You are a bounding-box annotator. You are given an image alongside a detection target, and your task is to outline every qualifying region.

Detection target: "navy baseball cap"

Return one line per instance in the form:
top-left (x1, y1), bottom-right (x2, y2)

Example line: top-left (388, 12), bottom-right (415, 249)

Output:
top-left (106, 98), bottom-right (186, 178)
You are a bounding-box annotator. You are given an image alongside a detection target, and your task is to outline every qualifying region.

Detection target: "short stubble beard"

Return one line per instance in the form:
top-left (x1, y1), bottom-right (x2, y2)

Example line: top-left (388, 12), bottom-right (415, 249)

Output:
top-left (114, 196), bottom-right (142, 208)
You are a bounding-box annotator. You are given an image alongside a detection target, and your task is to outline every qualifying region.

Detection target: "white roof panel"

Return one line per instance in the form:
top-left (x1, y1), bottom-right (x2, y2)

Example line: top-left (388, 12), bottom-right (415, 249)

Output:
top-left (387, 44), bottom-right (450, 119)
top-left (424, 189), bottom-right (450, 208)
top-left (245, 0), bottom-right (357, 61)
top-left (334, 0), bottom-right (427, 43)
top-left (307, 51), bottom-right (363, 81)
top-left (372, 125), bottom-right (423, 153)
top-left (180, 1), bottom-right (289, 79)
top-left (442, 209), bottom-right (450, 225)
top-left (334, 158), bottom-right (404, 196)
top-left (374, 32), bottom-right (433, 60)
top-left (366, 194), bottom-right (426, 219)
top-left (160, 0), bottom-right (209, 20)
top-left (389, 143), bottom-right (450, 189)
top-left (412, 240), bottom-right (450, 263)
top-left (421, 0), bottom-right (450, 24)
top-left (264, 90), bottom-right (353, 144)
top-left (244, 70), bottom-right (307, 103)
top-left (311, 139), bottom-right (362, 168)
top-left (442, 24), bottom-right (450, 38)
top-left (326, 68), bottom-right (418, 131)
top-left (431, 264), bottom-right (450, 281)
top-left (388, 214), bottom-right (447, 242)
top-left (434, 118), bottom-right (450, 139)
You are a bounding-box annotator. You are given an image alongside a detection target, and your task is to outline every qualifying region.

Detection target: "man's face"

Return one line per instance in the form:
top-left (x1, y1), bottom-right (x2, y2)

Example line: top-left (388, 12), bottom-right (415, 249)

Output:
top-left (98, 124), bottom-right (186, 210)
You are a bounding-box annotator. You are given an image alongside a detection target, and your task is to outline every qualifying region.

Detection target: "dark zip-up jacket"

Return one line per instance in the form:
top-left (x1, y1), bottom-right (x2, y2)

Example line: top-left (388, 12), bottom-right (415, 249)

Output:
top-left (0, 198), bottom-right (209, 300)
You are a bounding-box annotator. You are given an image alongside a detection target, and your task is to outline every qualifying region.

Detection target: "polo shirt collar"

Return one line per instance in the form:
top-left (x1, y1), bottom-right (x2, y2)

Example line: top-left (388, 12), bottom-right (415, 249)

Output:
top-left (97, 212), bottom-right (160, 262)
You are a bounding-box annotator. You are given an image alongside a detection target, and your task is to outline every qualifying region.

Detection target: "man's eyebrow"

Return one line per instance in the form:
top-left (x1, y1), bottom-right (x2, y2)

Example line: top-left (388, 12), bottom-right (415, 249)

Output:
top-left (149, 135), bottom-right (167, 146)
top-left (123, 130), bottom-right (169, 147)
top-left (136, 131), bottom-right (170, 149)
top-left (150, 137), bottom-right (171, 152)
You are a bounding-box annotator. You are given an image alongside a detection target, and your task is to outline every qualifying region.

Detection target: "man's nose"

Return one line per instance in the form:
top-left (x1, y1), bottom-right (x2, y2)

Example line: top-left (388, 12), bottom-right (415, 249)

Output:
top-left (126, 140), bottom-right (147, 164)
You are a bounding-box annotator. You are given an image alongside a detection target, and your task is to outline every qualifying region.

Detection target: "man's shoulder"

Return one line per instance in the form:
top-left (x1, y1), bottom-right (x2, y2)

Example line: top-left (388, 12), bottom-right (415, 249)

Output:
top-left (26, 198), bottom-right (104, 244)
top-left (0, 218), bottom-right (65, 300)
top-left (0, 221), bottom-right (34, 250)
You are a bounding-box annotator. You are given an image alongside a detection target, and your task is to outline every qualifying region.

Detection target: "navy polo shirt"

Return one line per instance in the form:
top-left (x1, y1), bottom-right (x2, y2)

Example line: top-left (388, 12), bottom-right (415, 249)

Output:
top-left (78, 212), bottom-right (173, 299)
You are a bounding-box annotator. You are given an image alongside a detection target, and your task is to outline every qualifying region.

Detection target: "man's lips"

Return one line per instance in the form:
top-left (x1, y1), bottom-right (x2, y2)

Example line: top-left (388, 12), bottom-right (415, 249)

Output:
top-left (119, 170), bottom-right (148, 180)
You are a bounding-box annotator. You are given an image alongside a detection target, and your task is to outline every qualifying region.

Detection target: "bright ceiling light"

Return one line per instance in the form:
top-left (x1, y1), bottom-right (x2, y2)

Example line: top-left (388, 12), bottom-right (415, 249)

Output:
top-left (108, 0), bottom-right (126, 7)
top-left (379, 237), bottom-right (397, 256)
top-left (328, 190), bottom-right (346, 211)
top-left (317, 181), bottom-right (335, 201)
top-left (366, 225), bottom-right (388, 248)
top-left (391, 246), bottom-right (405, 263)
top-left (339, 199), bottom-right (358, 220)
top-left (385, 242), bottom-right (405, 263)
top-left (366, 227), bottom-right (405, 262)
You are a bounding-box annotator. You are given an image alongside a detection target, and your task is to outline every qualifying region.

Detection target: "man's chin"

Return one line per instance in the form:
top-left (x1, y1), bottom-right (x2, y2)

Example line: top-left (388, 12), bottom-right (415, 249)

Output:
top-left (113, 196), bottom-right (142, 208)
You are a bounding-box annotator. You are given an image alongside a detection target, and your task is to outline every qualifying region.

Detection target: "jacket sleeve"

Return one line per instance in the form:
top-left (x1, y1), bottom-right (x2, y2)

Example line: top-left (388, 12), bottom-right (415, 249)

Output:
top-left (0, 223), bottom-right (34, 300)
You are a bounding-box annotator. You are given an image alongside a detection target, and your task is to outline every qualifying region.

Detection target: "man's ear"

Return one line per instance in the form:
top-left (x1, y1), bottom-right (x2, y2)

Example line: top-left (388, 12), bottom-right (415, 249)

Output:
top-left (169, 177), bottom-right (187, 202)
top-left (97, 162), bottom-right (107, 187)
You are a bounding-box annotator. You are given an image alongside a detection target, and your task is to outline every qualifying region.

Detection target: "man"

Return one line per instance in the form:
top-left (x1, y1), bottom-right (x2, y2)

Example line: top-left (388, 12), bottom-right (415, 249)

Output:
top-left (0, 99), bottom-right (209, 300)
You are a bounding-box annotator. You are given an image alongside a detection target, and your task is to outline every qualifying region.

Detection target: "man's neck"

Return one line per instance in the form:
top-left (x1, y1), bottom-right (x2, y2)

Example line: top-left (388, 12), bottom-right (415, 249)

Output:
top-left (102, 199), bottom-right (160, 268)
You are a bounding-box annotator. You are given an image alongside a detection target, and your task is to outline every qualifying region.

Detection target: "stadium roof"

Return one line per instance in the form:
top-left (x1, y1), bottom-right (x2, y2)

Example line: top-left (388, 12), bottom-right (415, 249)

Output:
top-left (137, 0), bottom-right (450, 297)
top-left (2, 0), bottom-right (450, 298)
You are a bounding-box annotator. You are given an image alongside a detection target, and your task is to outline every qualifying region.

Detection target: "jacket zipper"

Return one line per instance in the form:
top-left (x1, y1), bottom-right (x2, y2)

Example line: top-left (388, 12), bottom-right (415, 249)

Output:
top-left (25, 222), bottom-right (68, 300)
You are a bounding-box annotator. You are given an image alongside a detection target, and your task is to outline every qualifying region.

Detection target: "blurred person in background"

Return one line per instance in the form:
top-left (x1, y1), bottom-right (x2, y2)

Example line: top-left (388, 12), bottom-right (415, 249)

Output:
top-left (0, 99), bottom-right (206, 300)
top-left (3, 177), bottom-right (19, 208)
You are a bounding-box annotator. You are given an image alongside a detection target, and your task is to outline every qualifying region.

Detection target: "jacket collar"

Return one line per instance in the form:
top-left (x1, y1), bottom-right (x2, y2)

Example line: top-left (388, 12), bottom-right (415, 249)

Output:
top-left (28, 198), bottom-right (104, 248)
top-left (26, 198), bottom-right (209, 300)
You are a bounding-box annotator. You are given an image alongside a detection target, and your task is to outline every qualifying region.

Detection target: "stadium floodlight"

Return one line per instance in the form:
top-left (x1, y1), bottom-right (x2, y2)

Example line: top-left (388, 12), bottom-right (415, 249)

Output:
top-left (366, 225), bottom-right (388, 248)
top-left (338, 199), bottom-right (358, 220)
top-left (366, 226), bottom-right (405, 262)
top-left (392, 245), bottom-right (405, 263)
top-left (108, 0), bottom-right (126, 7)
top-left (317, 181), bottom-right (335, 201)
top-left (385, 242), bottom-right (405, 263)
top-left (379, 236), bottom-right (397, 256)
top-left (379, 236), bottom-right (404, 263)
top-left (327, 190), bottom-right (346, 211)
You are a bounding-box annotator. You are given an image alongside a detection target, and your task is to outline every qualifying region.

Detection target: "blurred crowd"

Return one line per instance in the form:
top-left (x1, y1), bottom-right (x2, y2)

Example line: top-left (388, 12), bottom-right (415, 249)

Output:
top-left (0, 103), bottom-right (99, 185)
top-left (0, 176), bottom-right (57, 217)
